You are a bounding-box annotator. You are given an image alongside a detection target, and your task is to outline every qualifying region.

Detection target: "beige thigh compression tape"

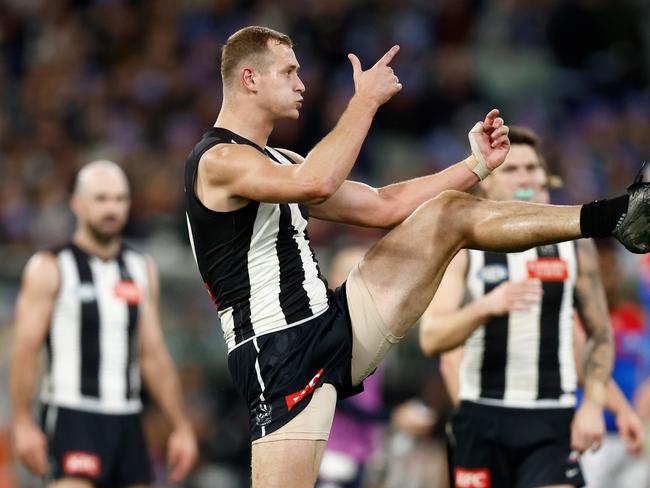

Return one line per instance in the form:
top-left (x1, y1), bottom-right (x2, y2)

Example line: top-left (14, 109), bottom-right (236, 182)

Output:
top-left (252, 383), bottom-right (337, 444)
top-left (346, 264), bottom-right (403, 386)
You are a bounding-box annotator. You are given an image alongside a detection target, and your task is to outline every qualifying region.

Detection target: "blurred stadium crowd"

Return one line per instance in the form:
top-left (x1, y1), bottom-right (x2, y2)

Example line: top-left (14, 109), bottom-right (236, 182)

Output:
top-left (1, 0), bottom-right (650, 487)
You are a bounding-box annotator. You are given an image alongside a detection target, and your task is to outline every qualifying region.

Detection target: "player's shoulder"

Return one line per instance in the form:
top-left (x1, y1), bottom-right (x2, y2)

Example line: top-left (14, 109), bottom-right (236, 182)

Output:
top-left (199, 142), bottom-right (269, 183)
top-left (202, 142), bottom-right (266, 166)
top-left (21, 249), bottom-right (61, 291)
top-left (27, 246), bottom-right (62, 269)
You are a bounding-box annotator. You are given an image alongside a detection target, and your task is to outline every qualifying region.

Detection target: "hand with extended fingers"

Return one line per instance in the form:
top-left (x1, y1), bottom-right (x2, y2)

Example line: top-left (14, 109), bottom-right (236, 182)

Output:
top-left (348, 45), bottom-right (403, 108)
top-left (468, 109), bottom-right (511, 173)
top-left (484, 279), bottom-right (542, 316)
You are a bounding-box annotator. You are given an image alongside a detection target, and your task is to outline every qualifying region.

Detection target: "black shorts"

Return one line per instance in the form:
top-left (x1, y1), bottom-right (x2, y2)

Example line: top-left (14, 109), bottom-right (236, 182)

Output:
top-left (41, 404), bottom-right (152, 486)
top-left (449, 401), bottom-right (585, 488)
top-left (228, 283), bottom-right (363, 441)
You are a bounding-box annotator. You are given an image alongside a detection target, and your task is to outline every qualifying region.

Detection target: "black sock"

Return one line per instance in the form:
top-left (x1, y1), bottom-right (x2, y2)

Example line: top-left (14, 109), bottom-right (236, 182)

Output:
top-left (580, 195), bottom-right (629, 237)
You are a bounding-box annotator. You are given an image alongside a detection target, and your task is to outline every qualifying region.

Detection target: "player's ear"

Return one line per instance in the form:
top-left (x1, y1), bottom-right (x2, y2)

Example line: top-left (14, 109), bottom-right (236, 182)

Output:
top-left (70, 194), bottom-right (82, 217)
top-left (240, 67), bottom-right (259, 93)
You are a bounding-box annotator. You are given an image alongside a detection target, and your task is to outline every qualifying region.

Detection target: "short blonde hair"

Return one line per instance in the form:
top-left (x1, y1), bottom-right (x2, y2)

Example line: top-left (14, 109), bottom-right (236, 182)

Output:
top-left (220, 26), bottom-right (293, 86)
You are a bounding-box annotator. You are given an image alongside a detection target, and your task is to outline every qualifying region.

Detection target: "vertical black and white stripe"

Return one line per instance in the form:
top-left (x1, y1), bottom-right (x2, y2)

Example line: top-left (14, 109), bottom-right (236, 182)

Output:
top-left (184, 129), bottom-right (329, 352)
top-left (460, 243), bottom-right (578, 408)
top-left (40, 243), bottom-right (148, 414)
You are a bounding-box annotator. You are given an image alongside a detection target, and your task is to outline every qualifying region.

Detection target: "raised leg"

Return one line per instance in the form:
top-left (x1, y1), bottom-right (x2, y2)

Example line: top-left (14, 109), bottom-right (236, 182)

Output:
top-left (359, 190), bottom-right (581, 337)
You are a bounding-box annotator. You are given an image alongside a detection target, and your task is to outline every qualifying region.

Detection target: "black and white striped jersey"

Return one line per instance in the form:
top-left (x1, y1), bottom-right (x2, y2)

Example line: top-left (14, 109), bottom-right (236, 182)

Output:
top-left (460, 242), bottom-right (578, 408)
top-left (40, 243), bottom-right (148, 414)
top-left (184, 128), bottom-right (329, 352)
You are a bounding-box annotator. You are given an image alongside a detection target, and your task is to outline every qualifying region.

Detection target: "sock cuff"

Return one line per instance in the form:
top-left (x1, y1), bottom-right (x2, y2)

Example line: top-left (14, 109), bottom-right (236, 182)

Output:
top-left (580, 195), bottom-right (629, 238)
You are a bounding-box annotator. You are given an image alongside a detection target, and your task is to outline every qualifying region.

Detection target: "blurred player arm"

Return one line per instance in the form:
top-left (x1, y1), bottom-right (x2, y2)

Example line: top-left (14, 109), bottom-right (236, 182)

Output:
top-left (573, 320), bottom-right (645, 455)
top-left (139, 257), bottom-right (197, 482)
top-left (572, 238), bottom-right (614, 451)
top-left (440, 346), bottom-right (464, 406)
top-left (10, 251), bottom-right (59, 476)
top-left (574, 239), bottom-right (614, 407)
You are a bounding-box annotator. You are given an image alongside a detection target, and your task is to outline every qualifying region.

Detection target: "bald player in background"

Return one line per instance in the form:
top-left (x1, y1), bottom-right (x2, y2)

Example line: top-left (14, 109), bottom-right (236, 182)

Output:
top-left (10, 161), bottom-right (197, 487)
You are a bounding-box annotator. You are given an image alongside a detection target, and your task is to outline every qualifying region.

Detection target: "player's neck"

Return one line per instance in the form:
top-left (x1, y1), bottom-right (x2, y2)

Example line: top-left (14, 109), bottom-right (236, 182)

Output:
top-left (215, 101), bottom-right (274, 148)
top-left (73, 230), bottom-right (122, 261)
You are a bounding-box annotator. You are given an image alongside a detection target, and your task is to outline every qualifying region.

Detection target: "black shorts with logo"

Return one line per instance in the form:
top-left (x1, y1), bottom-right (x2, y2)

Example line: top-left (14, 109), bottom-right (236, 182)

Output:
top-left (449, 401), bottom-right (585, 488)
top-left (41, 404), bottom-right (152, 486)
top-left (228, 283), bottom-right (363, 441)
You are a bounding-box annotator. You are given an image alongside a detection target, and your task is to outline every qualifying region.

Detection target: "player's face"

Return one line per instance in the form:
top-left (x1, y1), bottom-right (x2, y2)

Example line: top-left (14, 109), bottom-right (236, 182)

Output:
top-left (531, 170), bottom-right (551, 204)
top-left (74, 172), bottom-right (130, 243)
top-left (482, 144), bottom-right (546, 202)
top-left (256, 42), bottom-right (305, 119)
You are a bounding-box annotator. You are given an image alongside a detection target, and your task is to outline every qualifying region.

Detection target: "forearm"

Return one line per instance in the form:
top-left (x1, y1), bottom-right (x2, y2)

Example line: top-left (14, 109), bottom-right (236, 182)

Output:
top-left (604, 378), bottom-right (633, 416)
top-left (378, 159), bottom-right (479, 226)
top-left (575, 239), bottom-right (614, 407)
top-left (10, 346), bottom-right (40, 423)
top-left (300, 96), bottom-right (377, 194)
top-left (440, 349), bottom-right (463, 406)
top-left (421, 297), bottom-right (492, 356)
top-left (581, 333), bottom-right (614, 406)
top-left (142, 354), bottom-right (189, 429)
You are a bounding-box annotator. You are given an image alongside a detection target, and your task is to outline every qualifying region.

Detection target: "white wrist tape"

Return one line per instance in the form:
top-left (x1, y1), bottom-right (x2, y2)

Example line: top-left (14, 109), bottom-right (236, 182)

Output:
top-left (467, 122), bottom-right (491, 180)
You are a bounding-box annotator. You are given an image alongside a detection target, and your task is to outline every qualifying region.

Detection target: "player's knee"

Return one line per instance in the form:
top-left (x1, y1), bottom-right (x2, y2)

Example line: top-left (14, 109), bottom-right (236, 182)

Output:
top-left (423, 190), bottom-right (473, 234)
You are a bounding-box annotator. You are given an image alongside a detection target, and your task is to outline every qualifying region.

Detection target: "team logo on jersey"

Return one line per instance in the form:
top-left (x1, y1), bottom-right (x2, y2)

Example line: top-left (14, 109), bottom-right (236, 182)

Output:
top-left (478, 264), bottom-right (509, 284)
top-left (537, 245), bottom-right (557, 256)
top-left (527, 258), bottom-right (568, 281)
top-left (63, 451), bottom-right (101, 478)
top-left (253, 402), bottom-right (273, 427)
top-left (455, 468), bottom-right (490, 488)
top-left (285, 368), bottom-right (324, 411)
top-left (114, 280), bottom-right (142, 304)
top-left (77, 283), bottom-right (96, 303)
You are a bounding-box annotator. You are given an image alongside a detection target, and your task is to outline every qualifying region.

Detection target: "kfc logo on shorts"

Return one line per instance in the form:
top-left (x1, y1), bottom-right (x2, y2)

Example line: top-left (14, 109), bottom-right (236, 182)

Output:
top-left (455, 468), bottom-right (490, 488)
top-left (63, 451), bottom-right (101, 478)
top-left (113, 280), bottom-right (142, 304)
top-left (527, 258), bottom-right (568, 282)
top-left (285, 368), bottom-right (324, 411)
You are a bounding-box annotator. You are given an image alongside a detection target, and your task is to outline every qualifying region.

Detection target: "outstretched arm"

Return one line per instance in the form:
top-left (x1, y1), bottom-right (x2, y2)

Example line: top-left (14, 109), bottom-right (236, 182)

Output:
top-left (198, 47), bottom-right (402, 209)
top-left (572, 238), bottom-right (614, 452)
top-left (139, 258), bottom-right (198, 482)
top-left (10, 252), bottom-right (59, 477)
top-left (309, 110), bottom-right (511, 228)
